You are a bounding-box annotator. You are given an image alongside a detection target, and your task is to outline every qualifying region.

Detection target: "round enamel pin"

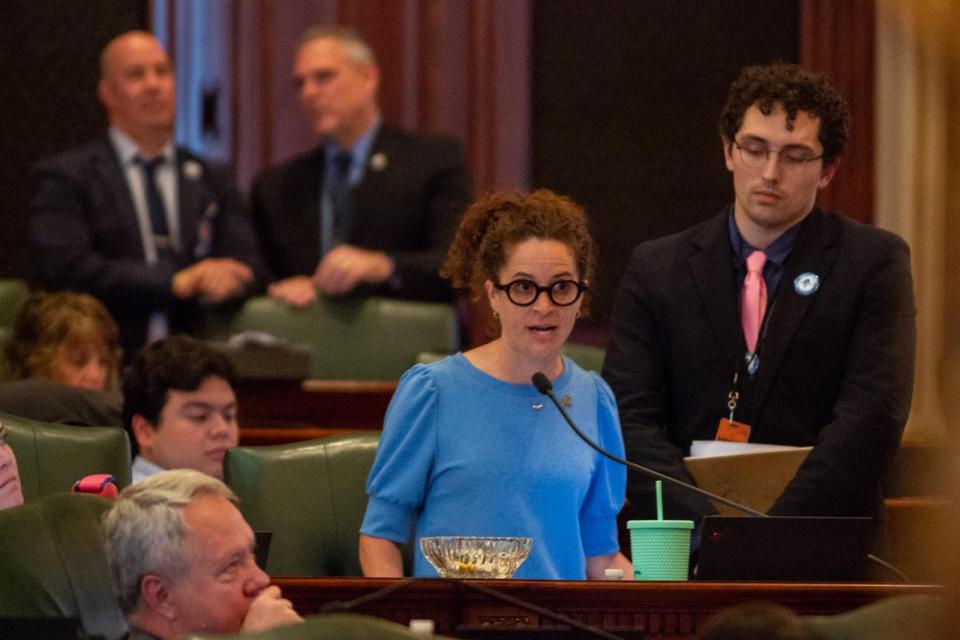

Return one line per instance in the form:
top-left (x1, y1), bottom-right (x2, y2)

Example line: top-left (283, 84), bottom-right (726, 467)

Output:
top-left (793, 272), bottom-right (820, 296)
top-left (369, 152), bottom-right (388, 171)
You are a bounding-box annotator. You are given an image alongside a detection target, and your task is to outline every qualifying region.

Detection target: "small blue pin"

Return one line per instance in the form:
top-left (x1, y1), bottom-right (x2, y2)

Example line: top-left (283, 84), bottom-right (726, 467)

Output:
top-left (793, 272), bottom-right (820, 296)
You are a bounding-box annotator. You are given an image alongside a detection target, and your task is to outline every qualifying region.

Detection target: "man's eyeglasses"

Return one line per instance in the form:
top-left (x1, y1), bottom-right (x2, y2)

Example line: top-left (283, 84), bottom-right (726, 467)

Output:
top-left (493, 279), bottom-right (587, 307)
top-left (734, 140), bottom-right (823, 174)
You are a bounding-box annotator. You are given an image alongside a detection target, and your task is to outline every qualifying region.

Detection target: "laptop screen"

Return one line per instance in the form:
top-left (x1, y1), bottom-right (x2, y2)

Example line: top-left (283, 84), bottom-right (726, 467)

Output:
top-left (697, 516), bottom-right (874, 581)
top-left (0, 617), bottom-right (82, 640)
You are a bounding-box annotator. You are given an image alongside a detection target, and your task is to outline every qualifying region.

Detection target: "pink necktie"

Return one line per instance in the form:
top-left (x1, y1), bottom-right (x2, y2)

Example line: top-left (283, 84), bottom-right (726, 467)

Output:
top-left (741, 250), bottom-right (767, 353)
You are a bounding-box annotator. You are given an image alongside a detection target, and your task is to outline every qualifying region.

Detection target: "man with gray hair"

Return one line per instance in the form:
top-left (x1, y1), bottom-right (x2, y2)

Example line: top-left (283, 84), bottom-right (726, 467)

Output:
top-left (102, 469), bottom-right (302, 639)
top-left (251, 25), bottom-right (472, 307)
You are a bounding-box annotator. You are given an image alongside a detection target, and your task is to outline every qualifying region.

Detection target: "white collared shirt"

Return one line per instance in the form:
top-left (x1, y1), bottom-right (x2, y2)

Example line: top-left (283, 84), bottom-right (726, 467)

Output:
top-left (131, 455), bottom-right (168, 483)
top-left (108, 127), bottom-right (181, 263)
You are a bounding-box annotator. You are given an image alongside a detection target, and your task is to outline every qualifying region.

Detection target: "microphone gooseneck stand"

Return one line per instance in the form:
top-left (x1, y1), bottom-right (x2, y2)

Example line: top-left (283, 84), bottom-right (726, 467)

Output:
top-left (530, 372), bottom-right (910, 582)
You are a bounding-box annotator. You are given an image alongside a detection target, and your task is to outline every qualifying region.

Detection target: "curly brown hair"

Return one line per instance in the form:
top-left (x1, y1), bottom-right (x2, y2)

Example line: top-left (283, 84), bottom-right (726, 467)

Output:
top-left (3, 291), bottom-right (121, 388)
top-left (720, 63), bottom-right (849, 166)
top-left (441, 189), bottom-right (595, 309)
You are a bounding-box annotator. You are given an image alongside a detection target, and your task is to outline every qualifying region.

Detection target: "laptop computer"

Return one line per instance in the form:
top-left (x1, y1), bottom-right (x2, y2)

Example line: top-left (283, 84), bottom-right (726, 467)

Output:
top-left (697, 516), bottom-right (874, 581)
top-left (254, 531), bottom-right (273, 569)
top-left (0, 617), bottom-right (81, 640)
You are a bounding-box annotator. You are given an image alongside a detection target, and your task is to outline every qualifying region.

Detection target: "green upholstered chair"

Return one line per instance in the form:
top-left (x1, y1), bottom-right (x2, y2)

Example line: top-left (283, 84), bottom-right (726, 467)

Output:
top-left (0, 278), bottom-right (29, 379)
top-left (184, 613), bottom-right (451, 640)
top-left (2, 413), bottom-right (131, 499)
top-left (0, 278), bottom-right (28, 330)
top-left (208, 295), bottom-right (458, 379)
top-left (0, 493), bottom-right (127, 640)
top-left (803, 594), bottom-right (949, 640)
top-left (563, 342), bottom-right (605, 373)
top-left (225, 432), bottom-right (394, 577)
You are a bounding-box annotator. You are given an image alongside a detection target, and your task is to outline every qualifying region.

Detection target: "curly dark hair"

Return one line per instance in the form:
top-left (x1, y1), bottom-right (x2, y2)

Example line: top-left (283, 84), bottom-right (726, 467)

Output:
top-left (122, 335), bottom-right (237, 454)
top-left (441, 190), bottom-right (596, 314)
top-left (720, 63), bottom-right (849, 166)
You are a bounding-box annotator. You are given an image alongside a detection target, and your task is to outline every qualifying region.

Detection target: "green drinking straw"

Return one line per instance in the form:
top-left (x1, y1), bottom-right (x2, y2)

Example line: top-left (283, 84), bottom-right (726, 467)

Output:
top-left (655, 480), bottom-right (664, 520)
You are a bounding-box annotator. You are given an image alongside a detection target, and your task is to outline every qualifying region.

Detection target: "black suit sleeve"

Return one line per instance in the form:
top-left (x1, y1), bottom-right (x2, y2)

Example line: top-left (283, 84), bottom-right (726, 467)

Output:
top-left (602, 245), bottom-right (717, 522)
top-left (386, 137), bottom-right (472, 301)
top-left (769, 234), bottom-right (915, 516)
top-left (30, 157), bottom-right (175, 308)
top-left (204, 163), bottom-right (268, 291)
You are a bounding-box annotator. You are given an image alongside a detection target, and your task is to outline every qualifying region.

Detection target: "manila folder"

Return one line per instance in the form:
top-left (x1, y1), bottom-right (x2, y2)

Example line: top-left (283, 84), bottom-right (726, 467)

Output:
top-left (683, 446), bottom-right (813, 516)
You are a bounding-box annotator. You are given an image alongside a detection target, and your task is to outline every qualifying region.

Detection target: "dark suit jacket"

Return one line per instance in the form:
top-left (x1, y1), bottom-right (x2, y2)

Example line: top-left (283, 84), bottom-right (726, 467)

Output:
top-left (602, 208), bottom-right (916, 521)
top-left (250, 124), bottom-right (473, 301)
top-left (30, 136), bottom-right (264, 355)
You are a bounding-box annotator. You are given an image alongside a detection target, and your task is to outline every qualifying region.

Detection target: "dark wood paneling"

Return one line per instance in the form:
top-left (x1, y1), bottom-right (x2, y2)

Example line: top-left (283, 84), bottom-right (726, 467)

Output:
top-left (0, 1), bottom-right (149, 280)
top-left (276, 578), bottom-right (939, 637)
top-left (801, 0), bottom-right (874, 224)
top-left (236, 378), bottom-right (395, 429)
top-left (532, 1), bottom-right (800, 326)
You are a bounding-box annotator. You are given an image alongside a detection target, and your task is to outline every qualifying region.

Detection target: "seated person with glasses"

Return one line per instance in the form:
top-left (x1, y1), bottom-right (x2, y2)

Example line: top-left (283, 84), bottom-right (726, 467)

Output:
top-left (602, 63), bottom-right (915, 541)
top-left (359, 190), bottom-right (632, 580)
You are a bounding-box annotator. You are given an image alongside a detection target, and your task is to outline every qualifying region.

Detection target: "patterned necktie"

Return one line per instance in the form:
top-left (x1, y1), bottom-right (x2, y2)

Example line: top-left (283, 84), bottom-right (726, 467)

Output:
top-left (741, 249), bottom-right (768, 354)
top-left (322, 151), bottom-right (353, 256)
top-left (329, 151), bottom-right (353, 225)
top-left (136, 155), bottom-right (170, 241)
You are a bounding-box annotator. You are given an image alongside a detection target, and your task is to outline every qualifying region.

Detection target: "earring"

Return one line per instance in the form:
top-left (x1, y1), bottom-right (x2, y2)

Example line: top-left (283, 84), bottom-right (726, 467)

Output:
top-left (576, 311), bottom-right (581, 319)
top-left (493, 311), bottom-right (499, 320)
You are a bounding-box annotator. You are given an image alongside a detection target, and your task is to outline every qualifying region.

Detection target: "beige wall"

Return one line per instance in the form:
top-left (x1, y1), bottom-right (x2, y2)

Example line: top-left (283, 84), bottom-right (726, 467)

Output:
top-left (876, 0), bottom-right (960, 441)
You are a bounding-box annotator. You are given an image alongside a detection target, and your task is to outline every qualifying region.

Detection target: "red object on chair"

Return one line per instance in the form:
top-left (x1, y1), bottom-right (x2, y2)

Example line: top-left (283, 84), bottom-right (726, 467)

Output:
top-left (72, 474), bottom-right (119, 499)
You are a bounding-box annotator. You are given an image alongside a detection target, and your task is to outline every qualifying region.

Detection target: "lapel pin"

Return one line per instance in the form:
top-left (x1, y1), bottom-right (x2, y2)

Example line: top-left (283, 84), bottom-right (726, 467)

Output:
top-left (793, 272), bottom-right (820, 296)
top-left (183, 159), bottom-right (203, 181)
top-left (370, 152), bottom-right (388, 171)
top-left (562, 395), bottom-right (573, 408)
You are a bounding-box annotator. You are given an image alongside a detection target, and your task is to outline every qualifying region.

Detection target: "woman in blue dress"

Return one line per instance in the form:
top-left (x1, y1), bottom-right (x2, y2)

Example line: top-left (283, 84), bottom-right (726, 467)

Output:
top-left (359, 190), bottom-right (632, 579)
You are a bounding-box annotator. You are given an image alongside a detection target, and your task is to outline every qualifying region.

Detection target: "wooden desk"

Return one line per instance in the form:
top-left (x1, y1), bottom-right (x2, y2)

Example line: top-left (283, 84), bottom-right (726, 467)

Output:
top-left (237, 379), bottom-right (396, 430)
top-left (275, 577), bottom-right (939, 638)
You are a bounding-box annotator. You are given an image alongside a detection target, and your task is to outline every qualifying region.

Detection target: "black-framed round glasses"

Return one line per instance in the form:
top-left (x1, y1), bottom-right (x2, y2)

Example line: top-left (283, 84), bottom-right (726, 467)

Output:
top-left (493, 279), bottom-right (587, 306)
top-left (733, 140), bottom-right (823, 174)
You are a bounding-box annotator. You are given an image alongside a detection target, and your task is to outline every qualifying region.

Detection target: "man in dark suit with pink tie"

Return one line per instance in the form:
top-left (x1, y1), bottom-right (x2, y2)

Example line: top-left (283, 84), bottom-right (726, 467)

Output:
top-left (603, 63), bottom-right (916, 530)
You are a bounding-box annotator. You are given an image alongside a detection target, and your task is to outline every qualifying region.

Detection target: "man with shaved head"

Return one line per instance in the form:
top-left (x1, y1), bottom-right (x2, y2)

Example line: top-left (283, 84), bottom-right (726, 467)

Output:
top-left (31, 31), bottom-right (263, 355)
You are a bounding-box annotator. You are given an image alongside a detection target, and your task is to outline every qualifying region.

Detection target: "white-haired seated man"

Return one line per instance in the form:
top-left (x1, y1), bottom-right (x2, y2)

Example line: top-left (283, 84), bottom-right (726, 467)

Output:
top-left (102, 469), bottom-right (303, 639)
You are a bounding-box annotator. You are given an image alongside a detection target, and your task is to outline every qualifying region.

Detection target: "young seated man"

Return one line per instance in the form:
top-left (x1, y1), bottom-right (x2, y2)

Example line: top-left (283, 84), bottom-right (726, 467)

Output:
top-left (122, 335), bottom-right (239, 482)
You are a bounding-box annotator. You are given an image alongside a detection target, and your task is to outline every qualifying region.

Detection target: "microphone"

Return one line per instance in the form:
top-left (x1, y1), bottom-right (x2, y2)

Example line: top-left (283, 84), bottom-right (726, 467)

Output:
top-left (532, 371), bottom-right (765, 517)
top-left (533, 372), bottom-right (911, 581)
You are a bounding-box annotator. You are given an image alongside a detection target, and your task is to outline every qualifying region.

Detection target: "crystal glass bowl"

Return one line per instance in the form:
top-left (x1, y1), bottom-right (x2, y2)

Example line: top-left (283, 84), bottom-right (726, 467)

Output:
top-left (419, 536), bottom-right (533, 579)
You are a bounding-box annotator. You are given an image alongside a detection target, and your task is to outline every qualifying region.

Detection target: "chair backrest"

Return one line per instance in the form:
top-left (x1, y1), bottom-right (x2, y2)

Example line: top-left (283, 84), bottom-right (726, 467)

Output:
top-left (0, 279), bottom-right (29, 379)
top-left (563, 342), bottom-right (605, 373)
top-left (803, 594), bottom-right (949, 640)
top-left (224, 432), bottom-right (380, 576)
top-left (0, 493), bottom-right (126, 640)
top-left (3, 413), bottom-right (131, 500)
top-left (0, 278), bottom-right (28, 329)
top-left (184, 613), bottom-right (452, 640)
top-left (210, 295), bottom-right (459, 379)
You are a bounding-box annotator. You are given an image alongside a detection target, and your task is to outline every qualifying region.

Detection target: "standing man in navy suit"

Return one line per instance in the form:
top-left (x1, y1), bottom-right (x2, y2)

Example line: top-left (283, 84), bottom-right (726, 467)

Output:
top-left (602, 64), bottom-right (916, 530)
top-left (31, 31), bottom-right (262, 356)
top-left (251, 26), bottom-right (472, 307)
